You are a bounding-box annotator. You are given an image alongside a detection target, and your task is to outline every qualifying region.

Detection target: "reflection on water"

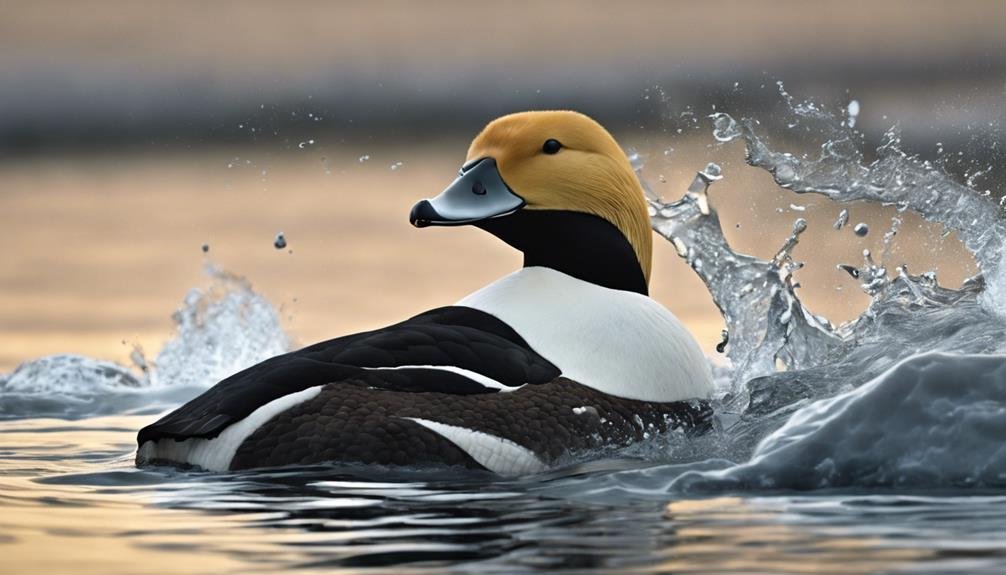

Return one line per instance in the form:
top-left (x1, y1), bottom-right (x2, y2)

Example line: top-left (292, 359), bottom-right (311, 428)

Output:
top-left (3, 416), bottom-right (1006, 574)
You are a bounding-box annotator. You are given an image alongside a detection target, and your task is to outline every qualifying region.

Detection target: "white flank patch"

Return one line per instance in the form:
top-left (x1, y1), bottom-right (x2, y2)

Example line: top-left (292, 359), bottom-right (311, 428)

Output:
top-left (361, 365), bottom-right (521, 392)
top-left (403, 417), bottom-right (546, 476)
top-left (137, 385), bottom-right (324, 471)
top-left (457, 267), bottom-right (713, 402)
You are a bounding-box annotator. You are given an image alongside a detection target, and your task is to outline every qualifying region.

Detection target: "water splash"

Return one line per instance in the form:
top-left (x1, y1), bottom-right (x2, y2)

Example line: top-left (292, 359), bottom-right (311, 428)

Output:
top-left (710, 113), bottom-right (742, 142)
top-left (0, 355), bottom-right (143, 419)
top-left (672, 352), bottom-right (1006, 491)
top-left (0, 265), bottom-right (291, 420)
top-left (738, 96), bottom-right (1006, 315)
top-left (641, 90), bottom-right (1006, 468)
top-left (149, 265), bottom-right (292, 390)
top-left (646, 165), bottom-right (841, 394)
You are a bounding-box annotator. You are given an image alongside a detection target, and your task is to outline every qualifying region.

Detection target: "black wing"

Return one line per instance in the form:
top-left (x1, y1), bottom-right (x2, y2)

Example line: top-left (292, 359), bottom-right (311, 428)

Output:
top-left (137, 306), bottom-right (559, 444)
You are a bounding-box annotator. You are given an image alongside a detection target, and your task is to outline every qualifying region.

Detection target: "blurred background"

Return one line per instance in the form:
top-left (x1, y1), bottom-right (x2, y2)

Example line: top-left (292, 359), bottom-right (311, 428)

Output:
top-left (1, 0), bottom-right (1003, 371)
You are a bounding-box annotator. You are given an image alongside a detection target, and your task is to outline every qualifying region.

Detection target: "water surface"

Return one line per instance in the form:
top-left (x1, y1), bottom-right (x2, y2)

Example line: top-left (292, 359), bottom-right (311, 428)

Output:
top-left (5, 415), bottom-right (1006, 573)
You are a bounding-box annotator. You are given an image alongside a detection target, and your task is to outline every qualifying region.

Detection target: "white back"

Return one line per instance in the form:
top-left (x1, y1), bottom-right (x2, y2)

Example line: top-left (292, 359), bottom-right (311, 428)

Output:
top-left (457, 267), bottom-right (713, 402)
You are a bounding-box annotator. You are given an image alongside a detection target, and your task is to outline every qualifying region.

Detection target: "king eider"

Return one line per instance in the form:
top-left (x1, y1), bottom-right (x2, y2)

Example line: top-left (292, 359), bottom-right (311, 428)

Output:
top-left (136, 111), bottom-right (714, 475)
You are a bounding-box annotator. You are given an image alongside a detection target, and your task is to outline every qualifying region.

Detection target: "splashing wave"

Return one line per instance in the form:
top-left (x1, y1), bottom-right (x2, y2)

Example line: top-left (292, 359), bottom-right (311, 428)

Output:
top-left (631, 88), bottom-right (1006, 489)
top-left (0, 265), bottom-right (291, 420)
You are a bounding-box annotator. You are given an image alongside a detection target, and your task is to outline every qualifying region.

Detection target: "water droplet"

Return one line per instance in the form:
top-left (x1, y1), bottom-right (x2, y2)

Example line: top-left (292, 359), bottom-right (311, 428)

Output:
top-left (838, 264), bottom-right (860, 279)
top-left (833, 209), bottom-right (849, 230)
top-left (789, 203), bottom-right (806, 212)
top-left (201, 244), bottom-right (209, 253)
top-left (716, 330), bottom-right (729, 353)
top-left (358, 154), bottom-right (370, 163)
top-left (390, 161), bottom-right (403, 171)
top-left (710, 113), bottom-right (742, 142)
top-left (846, 99), bottom-right (860, 128)
top-left (273, 232), bottom-right (287, 250)
top-left (298, 139), bottom-right (315, 149)
top-left (671, 237), bottom-right (688, 257)
top-left (854, 222), bottom-right (869, 237)
top-left (966, 165), bottom-right (993, 188)
top-left (700, 162), bottom-right (722, 181)
top-left (627, 148), bottom-right (645, 172)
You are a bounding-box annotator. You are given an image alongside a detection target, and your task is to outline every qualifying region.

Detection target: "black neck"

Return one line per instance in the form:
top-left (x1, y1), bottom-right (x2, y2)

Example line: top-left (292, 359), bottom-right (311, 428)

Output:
top-left (476, 210), bottom-right (648, 295)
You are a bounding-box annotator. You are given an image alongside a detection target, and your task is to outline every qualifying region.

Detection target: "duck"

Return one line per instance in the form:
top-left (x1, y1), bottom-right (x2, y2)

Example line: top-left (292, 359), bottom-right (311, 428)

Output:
top-left (135, 111), bottom-right (714, 475)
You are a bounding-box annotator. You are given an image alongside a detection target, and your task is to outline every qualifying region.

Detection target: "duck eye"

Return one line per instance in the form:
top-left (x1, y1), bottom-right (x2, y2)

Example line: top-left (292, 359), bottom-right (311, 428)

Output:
top-left (542, 139), bottom-right (562, 155)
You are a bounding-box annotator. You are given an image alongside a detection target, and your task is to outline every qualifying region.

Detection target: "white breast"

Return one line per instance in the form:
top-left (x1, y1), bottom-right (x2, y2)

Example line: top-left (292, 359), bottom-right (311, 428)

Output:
top-left (457, 267), bottom-right (713, 402)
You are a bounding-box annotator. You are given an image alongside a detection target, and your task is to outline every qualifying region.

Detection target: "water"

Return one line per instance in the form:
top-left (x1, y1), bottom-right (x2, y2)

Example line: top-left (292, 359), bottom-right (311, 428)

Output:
top-left (5, 420), bottom-right (1006, 574)
top-left (4, 92), bottom-right (1006, 572)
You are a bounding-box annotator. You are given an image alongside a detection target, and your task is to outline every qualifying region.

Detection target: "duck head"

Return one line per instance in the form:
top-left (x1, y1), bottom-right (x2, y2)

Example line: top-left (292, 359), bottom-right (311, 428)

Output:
top-left (410, 111), bottom-right (652, 295)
